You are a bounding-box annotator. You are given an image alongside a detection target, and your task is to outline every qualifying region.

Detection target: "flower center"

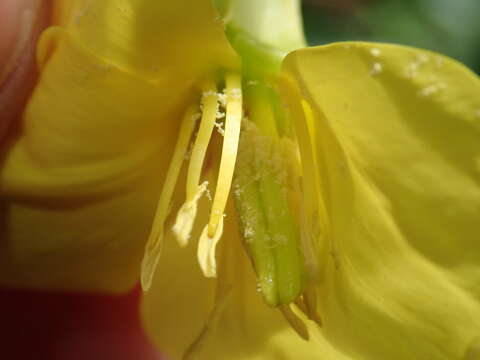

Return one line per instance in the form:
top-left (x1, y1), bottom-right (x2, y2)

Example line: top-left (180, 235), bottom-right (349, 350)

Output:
top-left (141, 72), bottom-right (243, 289)
top-left (141, 72), bottom-right (321, 340)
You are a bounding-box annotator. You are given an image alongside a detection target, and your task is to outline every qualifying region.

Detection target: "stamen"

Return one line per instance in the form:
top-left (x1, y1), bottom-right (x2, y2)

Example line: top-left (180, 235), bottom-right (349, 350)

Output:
top-left (298, 100), bottom-right (329, 238)
top-left (173, 181), bottom-right (209, 247)
top-left (279, 304), bottom-right (310, 341)
top-left (173, 81), bottom-right (219, 246)
top-left (197, 216), bottom-right (224, 277)
top-left (302, 288), bottom-right (322, 326)
top-left (207, 73), bottom-right (243, 237)
top-left (194, 73), bottom-right (242, 279)
top-left (141, 105), bottom-right (199, 291)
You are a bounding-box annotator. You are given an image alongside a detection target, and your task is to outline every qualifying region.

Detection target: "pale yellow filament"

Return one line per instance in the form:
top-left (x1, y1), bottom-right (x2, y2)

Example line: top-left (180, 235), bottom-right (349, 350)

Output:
top-left (173, 81), bottom-right (218, 246)
top-left (196, 73), bottom-right (243, 278)
top-left (207, 73), bottom-right (243, 237)
top-left (147, 74), bottom-right (243, 281)
top-left (141, 104), bottom-right (199, 291)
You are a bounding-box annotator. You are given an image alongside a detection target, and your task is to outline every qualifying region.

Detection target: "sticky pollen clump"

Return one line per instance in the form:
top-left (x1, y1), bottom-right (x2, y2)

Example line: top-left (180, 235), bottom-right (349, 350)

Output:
top-left (370, 48), bottom-right (382, 57)
top-left (370, 62), bottom-right (383, 76)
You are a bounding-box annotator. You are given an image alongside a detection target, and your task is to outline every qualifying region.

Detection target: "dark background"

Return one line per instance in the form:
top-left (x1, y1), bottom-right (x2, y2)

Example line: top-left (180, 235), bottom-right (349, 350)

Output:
top-left (303, 0), bottom-right (480, 73)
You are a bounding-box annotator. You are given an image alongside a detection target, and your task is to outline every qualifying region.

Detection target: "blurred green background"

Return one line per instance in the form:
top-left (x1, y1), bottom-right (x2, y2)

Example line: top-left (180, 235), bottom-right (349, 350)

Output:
top-left (302, 0), bottom-right (480, 73)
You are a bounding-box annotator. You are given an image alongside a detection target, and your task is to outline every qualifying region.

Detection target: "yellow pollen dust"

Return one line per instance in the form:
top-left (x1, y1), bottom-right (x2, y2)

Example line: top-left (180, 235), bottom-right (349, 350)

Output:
top-left (141, 73), bottom-right (243, 290)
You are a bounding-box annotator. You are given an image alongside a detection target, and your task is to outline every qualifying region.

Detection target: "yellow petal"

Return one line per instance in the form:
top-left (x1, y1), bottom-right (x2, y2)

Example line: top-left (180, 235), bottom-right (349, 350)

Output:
top-left (0, 172), bottom-right (162, 293)
top-left (142, 201), bottom-right (352, 360)
top-left (141, 193), bottom-right (216, 359)
top-left (281, 42), bottom-right (480, 359)
top-left (51, 0), bottom-right (239, 76)
top-left (0, 0), bottom-right (238, 292)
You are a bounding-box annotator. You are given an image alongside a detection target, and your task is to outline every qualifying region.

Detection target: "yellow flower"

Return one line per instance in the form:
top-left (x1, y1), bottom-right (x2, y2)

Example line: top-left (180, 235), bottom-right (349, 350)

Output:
top-left (1, 0), bottom-right (480, 359)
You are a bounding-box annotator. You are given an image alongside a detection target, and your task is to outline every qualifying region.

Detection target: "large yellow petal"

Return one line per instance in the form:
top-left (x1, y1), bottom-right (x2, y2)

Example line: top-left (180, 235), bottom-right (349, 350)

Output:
top-left (0, 0), bottom-right (238, 292)
top-left (281, 42), bottom-right (480, 359)
top-left (48, 0), bottom-right (238, 76)
top-left (142, 200), bottom-right (352, 360)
